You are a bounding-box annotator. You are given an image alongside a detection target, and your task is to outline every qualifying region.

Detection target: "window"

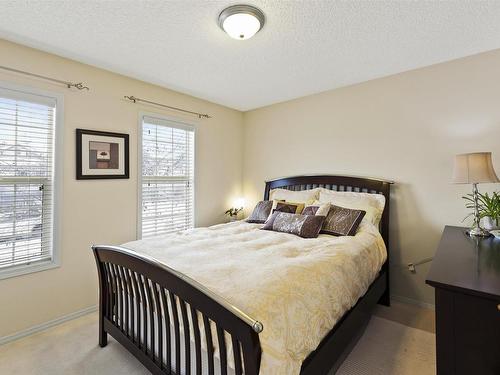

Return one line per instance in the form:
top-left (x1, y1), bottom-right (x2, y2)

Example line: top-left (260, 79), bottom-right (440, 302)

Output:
top-left (0, 83), bottom-right (61, 279)
top-left (139, 115), bottom-right (194, 238)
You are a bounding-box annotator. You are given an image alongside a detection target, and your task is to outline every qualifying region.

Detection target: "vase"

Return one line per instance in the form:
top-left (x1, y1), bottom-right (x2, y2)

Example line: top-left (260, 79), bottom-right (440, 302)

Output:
top-left (482, 216), bottom-right (500, 231)
top-left (229, 215), bottom-right (238, 222)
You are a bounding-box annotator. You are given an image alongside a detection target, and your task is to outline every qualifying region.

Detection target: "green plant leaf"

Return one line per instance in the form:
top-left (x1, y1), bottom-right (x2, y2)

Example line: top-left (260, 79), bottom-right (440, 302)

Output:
top-left (462, 190), bottom-right (500, 224)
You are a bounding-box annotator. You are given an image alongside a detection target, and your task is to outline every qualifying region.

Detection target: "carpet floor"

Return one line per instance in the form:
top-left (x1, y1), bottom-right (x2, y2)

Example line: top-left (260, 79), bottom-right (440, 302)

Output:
top-left (337, 316), bottom-right (435, 375)
top-left (0, 312), bottom-right (435, 375)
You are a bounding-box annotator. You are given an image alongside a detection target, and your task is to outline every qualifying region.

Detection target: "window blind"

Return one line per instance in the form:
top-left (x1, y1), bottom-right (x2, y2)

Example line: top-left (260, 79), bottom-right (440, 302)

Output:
top-left (140, 115), bottom-right (194, 238)
top-left (0, 88), bottom-right (56, 270)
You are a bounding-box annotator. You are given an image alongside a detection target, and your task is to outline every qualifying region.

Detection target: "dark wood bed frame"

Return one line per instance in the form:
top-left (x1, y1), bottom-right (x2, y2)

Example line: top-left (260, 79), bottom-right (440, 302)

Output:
top-left (92, 175), bottom-right (392, 375)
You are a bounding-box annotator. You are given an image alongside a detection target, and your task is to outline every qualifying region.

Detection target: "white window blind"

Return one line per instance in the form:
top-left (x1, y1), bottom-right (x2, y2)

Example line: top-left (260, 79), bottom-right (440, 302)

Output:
top-left (140, 115), bottom-right (194, 238)
top-left (0, 87), bottom-right (57, 273)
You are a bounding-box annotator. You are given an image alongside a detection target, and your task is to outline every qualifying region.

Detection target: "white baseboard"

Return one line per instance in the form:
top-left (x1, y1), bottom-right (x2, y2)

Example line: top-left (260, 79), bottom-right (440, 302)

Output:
top-left (391, 294), bottom-right (435, 310)
top-left (0, 305), bottom-right (97, 346)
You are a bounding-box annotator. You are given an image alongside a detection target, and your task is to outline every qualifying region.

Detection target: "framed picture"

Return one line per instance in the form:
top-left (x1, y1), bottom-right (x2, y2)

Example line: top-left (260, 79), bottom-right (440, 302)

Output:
top-left (76, 129), bottom-right (129, 179)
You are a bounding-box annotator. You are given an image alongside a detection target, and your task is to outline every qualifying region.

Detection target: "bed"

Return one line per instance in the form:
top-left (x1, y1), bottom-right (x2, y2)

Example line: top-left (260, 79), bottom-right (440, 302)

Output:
top-left (92, 175), bottom-right (392, 375)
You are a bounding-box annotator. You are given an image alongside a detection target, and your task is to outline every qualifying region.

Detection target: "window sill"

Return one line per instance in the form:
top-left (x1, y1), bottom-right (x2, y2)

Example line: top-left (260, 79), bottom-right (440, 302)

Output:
top-left (0, 259), bottom-right (60, 280)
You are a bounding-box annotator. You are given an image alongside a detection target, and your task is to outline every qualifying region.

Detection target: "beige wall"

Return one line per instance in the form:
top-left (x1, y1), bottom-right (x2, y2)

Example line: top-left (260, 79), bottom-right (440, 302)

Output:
top-left (0, 39), bottom-right (243, 338)
top-left (243, 49), bottom-right (500, 306)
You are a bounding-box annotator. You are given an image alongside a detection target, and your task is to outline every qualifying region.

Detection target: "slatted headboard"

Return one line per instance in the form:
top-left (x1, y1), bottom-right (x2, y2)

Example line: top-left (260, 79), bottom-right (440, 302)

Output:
top-left (264, 174), bottom-right (393, 303)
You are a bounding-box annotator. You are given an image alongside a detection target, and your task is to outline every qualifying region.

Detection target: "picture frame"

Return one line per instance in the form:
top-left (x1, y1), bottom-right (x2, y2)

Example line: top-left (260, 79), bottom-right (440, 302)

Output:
top-left (76, 129), bottom-right (129, 180)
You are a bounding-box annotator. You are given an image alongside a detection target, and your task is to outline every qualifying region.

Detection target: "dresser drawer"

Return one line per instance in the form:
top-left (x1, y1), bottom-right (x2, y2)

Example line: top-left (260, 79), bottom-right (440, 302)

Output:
top-left (436, 288), bottom-right (500, 375)
top-left (453, 292), bottom-right (500, 375)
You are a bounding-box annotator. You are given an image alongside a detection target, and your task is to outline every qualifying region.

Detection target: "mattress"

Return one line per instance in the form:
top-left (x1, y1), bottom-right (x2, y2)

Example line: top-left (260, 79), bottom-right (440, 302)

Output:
top-left (123, 220), bottom-right (387, 374)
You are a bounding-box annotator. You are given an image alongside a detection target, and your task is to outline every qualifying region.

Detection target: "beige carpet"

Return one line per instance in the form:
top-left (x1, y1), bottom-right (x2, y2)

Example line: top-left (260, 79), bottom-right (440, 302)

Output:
top-left (337, 316), bottom-right (435, 375)
top-left (0, 313), bottom-right (435, 375)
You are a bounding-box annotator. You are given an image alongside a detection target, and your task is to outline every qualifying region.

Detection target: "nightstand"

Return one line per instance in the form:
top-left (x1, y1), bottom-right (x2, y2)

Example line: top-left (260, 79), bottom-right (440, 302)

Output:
top-left (426, 226), bottom-right (500, 375)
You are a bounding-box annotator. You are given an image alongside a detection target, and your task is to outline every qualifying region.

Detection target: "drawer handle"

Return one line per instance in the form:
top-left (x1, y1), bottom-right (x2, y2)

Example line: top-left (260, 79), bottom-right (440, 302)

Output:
top-left (498, 304), bottom-right (500, 311)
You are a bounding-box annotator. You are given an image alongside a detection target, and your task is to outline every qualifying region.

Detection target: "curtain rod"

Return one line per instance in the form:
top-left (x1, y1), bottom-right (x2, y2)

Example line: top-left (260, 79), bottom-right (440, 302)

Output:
top-left (0, 65), bottom-right (90, 91)
top-left (124, 95), bottom-right (211, 119)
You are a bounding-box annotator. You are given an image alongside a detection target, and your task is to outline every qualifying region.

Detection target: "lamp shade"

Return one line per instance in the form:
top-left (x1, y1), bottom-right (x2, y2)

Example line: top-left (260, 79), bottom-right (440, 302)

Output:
top-left (452, 152), bottom-right (500, 184)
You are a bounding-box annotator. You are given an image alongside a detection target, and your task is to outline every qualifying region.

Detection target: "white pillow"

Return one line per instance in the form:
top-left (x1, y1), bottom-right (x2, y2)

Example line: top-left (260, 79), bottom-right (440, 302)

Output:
top-left (317, 188), bottom-right (385, 227)
top-left (269, 188), bottom-right (319, 205)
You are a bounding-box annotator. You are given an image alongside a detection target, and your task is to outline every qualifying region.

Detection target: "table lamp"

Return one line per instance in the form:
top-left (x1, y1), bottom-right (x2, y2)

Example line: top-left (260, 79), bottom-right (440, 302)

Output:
top-left (452, 152), bottom-right (500, 236)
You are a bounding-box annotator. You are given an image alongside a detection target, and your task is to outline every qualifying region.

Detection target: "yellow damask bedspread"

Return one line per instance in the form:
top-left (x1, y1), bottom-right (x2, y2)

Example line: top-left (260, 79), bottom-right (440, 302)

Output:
top-left (123, 220), bottom-right (387, 374)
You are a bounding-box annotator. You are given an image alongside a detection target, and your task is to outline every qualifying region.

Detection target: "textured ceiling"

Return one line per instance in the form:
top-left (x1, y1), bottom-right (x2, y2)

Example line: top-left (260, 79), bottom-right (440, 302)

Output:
top-left (1, 1), bottom-right (500, 111)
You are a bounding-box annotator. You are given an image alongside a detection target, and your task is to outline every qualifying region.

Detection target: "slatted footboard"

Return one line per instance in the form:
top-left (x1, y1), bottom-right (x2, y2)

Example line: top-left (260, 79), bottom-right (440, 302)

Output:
top-left (92, 245), bottom-right (262, 375)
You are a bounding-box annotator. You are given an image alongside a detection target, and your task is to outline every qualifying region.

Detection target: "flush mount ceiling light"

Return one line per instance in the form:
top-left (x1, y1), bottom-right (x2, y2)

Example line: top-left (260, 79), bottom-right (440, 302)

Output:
top-left (218, 4), bottom-right (265, 40)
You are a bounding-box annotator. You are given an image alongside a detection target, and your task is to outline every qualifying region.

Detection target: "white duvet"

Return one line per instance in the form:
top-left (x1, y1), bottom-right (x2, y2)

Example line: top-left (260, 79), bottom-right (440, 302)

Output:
top-left (123, 220), bottom-right (387, 375)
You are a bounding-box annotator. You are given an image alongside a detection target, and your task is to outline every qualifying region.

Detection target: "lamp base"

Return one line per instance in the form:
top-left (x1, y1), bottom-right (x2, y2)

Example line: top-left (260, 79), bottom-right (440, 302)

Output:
top-left (467, 226), bottom-right (492, 237)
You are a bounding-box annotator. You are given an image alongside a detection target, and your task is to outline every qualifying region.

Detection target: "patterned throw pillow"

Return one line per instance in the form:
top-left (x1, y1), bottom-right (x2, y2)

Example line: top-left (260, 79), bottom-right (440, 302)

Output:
top-left (247, 200), bottom-right (273, 223)
top-left (302, 202), bottom-right (331, 216)
top-left (261, 212), bottom-right (326, 238)
top-left (302, 206), bottom-right (319, 216)
top-left (321, 205), bottom-right (366, 236)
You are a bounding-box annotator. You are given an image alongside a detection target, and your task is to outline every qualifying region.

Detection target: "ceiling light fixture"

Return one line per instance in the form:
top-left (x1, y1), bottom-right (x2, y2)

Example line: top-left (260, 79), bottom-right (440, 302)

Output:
top-left (218, 4), bottom-right (265, 40)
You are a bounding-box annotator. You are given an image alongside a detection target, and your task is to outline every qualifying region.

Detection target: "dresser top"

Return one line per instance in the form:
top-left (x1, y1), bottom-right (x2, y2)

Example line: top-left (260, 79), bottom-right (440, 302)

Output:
top-left (426, 226), bottom-right (500, 299)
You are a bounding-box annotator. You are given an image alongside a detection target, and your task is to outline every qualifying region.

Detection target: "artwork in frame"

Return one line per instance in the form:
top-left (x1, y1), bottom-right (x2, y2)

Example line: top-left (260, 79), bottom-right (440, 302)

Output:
top-left (76, 129), bottom-right (129, 179)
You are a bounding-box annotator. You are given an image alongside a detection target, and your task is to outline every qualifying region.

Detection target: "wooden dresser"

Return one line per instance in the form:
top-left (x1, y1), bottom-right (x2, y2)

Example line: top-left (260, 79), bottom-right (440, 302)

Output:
top-left (426, 226), bottom-right (500, 375)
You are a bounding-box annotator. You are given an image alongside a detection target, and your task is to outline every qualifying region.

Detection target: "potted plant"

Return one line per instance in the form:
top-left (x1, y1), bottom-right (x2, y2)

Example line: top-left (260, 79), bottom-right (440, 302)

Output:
top-left (225, 207), bottom-right (243, 222)
top-left (463, 191), bottom-right (500, 230)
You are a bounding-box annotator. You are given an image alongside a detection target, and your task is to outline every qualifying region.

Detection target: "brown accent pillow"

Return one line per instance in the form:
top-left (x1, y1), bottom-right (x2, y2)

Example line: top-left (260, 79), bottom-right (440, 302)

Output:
top-left (261, 212), bottom-right (325, 238)
top-left (272, 201), bottom-right (305, 215)
top-left (321, 205), bottom-right (366, 236)
top-left (247, 200), bottom-right (273, 223)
